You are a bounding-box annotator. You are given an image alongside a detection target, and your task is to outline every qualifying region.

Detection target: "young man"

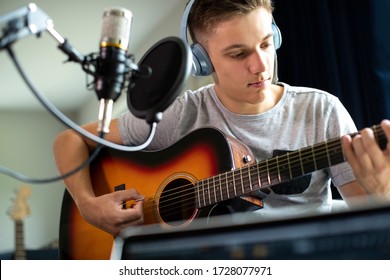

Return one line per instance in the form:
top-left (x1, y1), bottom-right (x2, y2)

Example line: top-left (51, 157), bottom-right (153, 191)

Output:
top-left (53, 0), bottom-right (386, 237)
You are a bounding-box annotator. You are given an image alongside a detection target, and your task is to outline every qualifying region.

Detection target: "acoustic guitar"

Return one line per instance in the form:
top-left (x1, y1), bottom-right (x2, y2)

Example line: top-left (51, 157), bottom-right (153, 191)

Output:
top-left (8, 186), bottom-right (32, 260)
top-left (59, 125), bottom-right (387, 260)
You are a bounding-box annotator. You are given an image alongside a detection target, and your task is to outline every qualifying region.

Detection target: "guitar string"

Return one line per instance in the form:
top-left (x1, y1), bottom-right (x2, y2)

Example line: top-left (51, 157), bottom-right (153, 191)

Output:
top-left (147, 129), bottom-right (387, 218)
top-left (153, 126), bottom-right (385, 206)
top-left (173, 126), bottom-right (388, 203)
top-left (139, 127), bottom-right (386, 219)
top-left (150, 146), bottom-right (389, 220)
top-left (142, 127), bottom-right (387, 217)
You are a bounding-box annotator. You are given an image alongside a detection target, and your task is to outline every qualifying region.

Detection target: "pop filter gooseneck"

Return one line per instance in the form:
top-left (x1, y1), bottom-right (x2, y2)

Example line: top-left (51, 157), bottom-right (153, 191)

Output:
top-left (127, 36), bottom-right (192, 124)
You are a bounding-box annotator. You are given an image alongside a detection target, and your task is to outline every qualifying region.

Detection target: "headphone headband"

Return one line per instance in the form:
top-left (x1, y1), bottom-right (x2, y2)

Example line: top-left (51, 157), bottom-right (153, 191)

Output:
top-left (180, 0), bottom-right (282, 76)
top-left (180, 0), bottom-right (195, 45)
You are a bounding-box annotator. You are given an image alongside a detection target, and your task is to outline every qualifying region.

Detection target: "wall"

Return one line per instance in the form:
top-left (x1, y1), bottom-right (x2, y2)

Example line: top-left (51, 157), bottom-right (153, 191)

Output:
top-left (0, 109), bottom-right (75, 254)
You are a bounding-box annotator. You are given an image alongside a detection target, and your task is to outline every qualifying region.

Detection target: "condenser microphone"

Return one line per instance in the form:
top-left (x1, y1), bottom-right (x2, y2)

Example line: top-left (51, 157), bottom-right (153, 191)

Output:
top-left (95, 7), bottom-right (132, 134)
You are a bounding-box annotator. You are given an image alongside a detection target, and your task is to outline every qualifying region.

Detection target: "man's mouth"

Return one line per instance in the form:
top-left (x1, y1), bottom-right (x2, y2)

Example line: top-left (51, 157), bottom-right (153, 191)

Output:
top-left (248, 78), bottom-right (270, 88)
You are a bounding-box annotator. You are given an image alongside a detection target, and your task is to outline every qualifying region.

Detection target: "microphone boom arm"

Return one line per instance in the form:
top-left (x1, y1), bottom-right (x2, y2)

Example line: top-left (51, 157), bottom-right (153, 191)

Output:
top-left (0, 3), bottom-right (85, 64)
top-left (0, 3), bottom-right (50, 49)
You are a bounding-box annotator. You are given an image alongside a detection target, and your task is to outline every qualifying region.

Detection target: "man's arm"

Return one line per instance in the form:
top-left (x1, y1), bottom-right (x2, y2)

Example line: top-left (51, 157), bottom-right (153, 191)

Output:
top-left (53, 119), bottom-right (144, 236)
top-left (341, 119), bottom-right (390, 200)
top-left (338, 180), bottom-right (370, 207)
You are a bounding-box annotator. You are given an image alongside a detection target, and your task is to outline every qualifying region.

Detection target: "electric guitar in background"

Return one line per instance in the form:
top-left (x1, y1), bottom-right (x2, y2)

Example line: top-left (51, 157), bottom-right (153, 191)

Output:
top-left (59, 125), bottom-right (387, 260)
top-left (8, 186), bottom-right (32, 260)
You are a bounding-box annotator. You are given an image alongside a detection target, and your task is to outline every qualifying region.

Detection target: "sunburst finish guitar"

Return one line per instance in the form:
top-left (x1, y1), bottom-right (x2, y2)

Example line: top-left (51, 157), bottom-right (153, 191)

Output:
top-left (59, 125), bottom-right (387, 260)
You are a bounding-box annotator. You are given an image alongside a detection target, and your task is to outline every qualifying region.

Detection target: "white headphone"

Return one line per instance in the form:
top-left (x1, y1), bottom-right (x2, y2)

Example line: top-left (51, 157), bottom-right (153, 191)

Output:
top-left (180, 0), bottom-right (282, 76)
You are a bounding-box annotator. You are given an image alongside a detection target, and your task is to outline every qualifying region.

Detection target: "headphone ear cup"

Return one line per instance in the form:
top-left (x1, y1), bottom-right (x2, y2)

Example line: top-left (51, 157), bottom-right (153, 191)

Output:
top-left (191, 43), bottom-right (214, 76)
top-left (272, 20), bottom-right (282, 50)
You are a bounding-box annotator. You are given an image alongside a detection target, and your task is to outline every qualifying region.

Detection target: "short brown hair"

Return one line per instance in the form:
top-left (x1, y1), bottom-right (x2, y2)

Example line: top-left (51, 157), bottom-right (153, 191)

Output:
top-left (188, 0), bottom-right (274, 44)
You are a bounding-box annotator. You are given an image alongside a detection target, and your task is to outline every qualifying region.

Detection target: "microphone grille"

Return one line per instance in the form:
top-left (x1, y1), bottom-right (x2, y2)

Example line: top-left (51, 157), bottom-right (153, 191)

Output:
top-left (100, 7), bottom-right (132, 50)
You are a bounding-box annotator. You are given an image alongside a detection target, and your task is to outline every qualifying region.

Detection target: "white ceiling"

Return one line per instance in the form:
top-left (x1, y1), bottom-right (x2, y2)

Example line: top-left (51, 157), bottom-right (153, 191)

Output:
top-left (0, 0), bottom-right (186, 112)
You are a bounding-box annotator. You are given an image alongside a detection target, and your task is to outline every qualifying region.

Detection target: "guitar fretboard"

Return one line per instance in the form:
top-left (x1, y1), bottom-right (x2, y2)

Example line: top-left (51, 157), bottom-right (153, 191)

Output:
top-left (14, 220), bottom-right (26, 260)
top-left (195, 124), bottom-right (387, 208)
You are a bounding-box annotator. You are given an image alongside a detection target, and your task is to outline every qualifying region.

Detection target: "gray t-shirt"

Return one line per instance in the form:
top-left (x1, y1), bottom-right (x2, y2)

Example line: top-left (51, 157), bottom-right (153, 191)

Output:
top-left (119, 82), bottom-right (357, 218)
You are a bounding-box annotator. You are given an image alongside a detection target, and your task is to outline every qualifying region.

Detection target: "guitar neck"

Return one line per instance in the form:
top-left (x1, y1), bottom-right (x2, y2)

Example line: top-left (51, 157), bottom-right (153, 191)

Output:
top-left (196, 124), bottom-right (387, 208)
top-left (14, 220), bottom-right (26, 260)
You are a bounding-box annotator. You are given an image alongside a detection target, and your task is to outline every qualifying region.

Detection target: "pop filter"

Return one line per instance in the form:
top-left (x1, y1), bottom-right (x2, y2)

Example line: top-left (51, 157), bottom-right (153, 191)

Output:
top-left (127, 36), bottom-right (192, 124)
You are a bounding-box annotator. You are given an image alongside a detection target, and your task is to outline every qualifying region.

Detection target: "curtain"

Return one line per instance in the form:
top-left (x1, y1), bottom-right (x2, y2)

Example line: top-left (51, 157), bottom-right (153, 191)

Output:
top-left (273, 0), bottom-right (390, 129)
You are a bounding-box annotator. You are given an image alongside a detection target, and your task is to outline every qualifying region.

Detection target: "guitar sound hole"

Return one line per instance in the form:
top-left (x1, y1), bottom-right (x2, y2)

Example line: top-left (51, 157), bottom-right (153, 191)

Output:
top-left (158, 178), bottom-right (197, 226)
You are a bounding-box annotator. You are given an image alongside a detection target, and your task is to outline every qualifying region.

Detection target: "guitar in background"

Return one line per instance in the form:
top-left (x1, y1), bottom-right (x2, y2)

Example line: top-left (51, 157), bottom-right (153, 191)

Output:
top-left (7, 186), bottom-right (32, 260)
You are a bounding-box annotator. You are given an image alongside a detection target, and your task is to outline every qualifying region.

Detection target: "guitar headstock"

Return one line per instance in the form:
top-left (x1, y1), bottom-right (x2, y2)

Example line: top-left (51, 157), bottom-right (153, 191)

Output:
top-left (8, 186), bottom-right (32, 221)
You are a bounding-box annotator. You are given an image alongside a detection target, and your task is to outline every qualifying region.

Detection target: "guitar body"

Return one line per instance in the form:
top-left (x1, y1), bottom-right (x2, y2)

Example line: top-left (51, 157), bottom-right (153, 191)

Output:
top-left (59, 128), bottom-right (254, 260)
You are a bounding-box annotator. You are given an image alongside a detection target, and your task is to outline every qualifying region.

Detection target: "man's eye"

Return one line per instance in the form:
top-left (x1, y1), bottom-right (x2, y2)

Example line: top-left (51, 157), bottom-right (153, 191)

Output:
top-left (261, 42), bottom-right (272, 49)
top-left (231, 52), bottom-right (246, 59)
